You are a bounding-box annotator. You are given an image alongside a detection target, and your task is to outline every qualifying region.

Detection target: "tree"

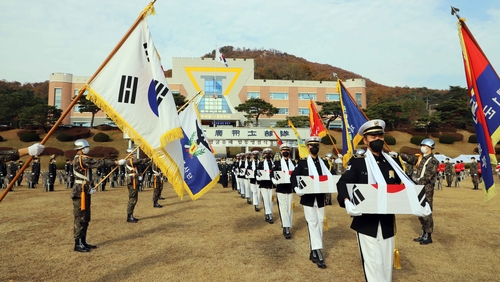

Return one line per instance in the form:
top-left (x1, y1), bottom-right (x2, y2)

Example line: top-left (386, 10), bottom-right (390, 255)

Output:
top-left (275, 116), bottom-right (309, 127)
top-left (74, 95), bottom-right (101, 128)
top-left (173, 93), bottom-right (188, 110)
top-left (434, 99), bottom-right (472, 128)
top-left (0, 90), bottom-right (46, 127)
top-left (444, 86), bottom-right (468, 101)
top-left (317, 101), bottom-right (341, 128)
top-left (401, 98), bottom-right (427, 124)
top-left (365, 102), bottom-right (403, 130)
top-left (234, 98), bottom-right (278, 126)
top-left (18, 104), bottom-right (62, 132)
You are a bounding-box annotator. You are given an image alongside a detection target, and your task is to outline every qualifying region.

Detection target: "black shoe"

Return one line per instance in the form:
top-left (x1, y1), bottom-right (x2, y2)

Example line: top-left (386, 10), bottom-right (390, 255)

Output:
top-left (413, 231), bottom-right (425, 242)
top-left (127, 214), bottom-right (138, 223)
top-left (153, 203), bottom-right (163, 208)
top-left (268, 215), bottom-right (274, 224)
top-left (283, 227), bottom-right (291, 239)
top-left (309, 251), bottom-right (316, 263)
top-left (82, 236), bottom-right (97, 249)
top-left (420, 232), bottom-right (433, 245)
top-left (74, 239), bottom-right (90, 252)
top-left (159, 197), bottom-right (166, 200)
top-left (246, 198), bottom-right (252, 204)
top-left (325, 200), bottom-right (332, 205)
top-left (265, 214), bottom-right (270, 222)
top-left (254, 205), bottom-right (260, 212)
top-left (315, 250), bottom-right (327, 269)
top-left (241, 194), bottom-right (245, 199)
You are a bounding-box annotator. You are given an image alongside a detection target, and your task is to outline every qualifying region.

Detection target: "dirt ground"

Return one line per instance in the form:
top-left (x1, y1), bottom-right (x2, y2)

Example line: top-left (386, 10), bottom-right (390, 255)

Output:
top-left (1, 175), bottom-right (499, 282)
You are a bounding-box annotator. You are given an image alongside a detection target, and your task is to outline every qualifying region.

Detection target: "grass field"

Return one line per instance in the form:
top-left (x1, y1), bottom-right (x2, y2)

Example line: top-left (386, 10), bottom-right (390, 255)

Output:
top-left (1, 128), bottom-right (499, 281)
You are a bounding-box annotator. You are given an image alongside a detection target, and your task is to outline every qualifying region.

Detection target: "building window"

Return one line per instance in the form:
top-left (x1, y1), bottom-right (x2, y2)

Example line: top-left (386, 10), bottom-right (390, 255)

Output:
top-left (298, 93), bottom-right (316, 100)
top-left (171, 90), bottom-right (180, 95)
top-left (326, 93), bottom-right (340, 101)
top-left (247, 92), bottom-right (260, 99)
top-left (270, 92), bottom-right (288, 100)
top-left (298, 108), bottom-right (310, 116)
top-left (356, 92), bottom-right (362, 106)
top-left (74, 89), bottom-right (88, 112)
top-left (277, 108), bottom-right (289, 115)
top-left (54, 88), bottom-right (62, 109)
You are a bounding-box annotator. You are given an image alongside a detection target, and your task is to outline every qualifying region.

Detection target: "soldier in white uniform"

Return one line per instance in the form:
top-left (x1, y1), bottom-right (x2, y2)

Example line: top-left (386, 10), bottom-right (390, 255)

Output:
top-left (273, 144), bottom-right (295, 239)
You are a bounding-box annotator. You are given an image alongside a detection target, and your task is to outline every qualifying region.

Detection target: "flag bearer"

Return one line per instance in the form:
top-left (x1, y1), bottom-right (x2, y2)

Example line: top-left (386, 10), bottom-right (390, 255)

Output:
top-left (258, 148), bottom-right (274, 223)
top-left (273, 144), bottom-right (295, 239)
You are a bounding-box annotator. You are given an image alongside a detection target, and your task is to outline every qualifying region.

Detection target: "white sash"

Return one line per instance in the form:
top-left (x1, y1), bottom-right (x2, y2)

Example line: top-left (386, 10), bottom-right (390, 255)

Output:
top-left (280, 158), bottom-right (295, 172)
top-left (306, 155), bottom-right (333, 192)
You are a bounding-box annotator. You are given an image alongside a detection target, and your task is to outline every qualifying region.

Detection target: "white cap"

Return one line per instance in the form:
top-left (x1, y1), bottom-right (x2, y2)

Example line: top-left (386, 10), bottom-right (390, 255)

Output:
top-left (358, 119), bottom-right (385, 136)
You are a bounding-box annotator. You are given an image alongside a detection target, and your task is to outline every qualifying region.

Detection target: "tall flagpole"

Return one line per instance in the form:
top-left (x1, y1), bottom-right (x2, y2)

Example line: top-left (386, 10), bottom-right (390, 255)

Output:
top-left (0, 0), bottom-right (158, 203)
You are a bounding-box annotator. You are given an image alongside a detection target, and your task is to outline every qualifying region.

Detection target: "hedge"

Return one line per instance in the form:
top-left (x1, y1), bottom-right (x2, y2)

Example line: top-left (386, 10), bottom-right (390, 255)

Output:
top-left (56, 133), bottom-right (73, 142)
top-left (384, 135), bottom-right (396, 145)
top-left (468, 135), bottom-right (477, 143)
top-left (20, 132), bottom-right (40, 142)
top-left (93, 132), bottom-right (110, 142)
top-left (410, 135), bottom-right (426, 146)
top-left (399, 146), bottom-right (420, 155)
top-left (439, 134), bottom-right (455, 144)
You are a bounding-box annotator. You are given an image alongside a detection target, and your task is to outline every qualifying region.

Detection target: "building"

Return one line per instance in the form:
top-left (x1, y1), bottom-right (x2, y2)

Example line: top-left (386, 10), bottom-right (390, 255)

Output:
top-left (48, 57), bottom-right (366, 128)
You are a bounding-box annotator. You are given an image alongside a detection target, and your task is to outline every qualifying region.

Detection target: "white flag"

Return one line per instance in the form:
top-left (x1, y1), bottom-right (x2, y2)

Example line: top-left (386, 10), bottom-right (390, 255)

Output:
top-left (85, 15), bottom-right (185, 196)
top-left (215, 48), bottom-right (229, 68)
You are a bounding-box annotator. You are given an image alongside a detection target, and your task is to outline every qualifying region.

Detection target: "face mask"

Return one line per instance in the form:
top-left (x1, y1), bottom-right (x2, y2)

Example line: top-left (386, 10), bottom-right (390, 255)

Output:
top-left (420, 146), bottom-right (428, 155)
top-left (282, 152), bottom-right (290, 157)
top-left (369, 139), bottom-right (384, 153)
top-left (82, 147), bottom-right (90, 154)
top-left (310, 147), bottom-right (319, 155)
top-left (265, 154), bottom-right (272, 159)
top-left (246, 156), bottom-right (250, 160)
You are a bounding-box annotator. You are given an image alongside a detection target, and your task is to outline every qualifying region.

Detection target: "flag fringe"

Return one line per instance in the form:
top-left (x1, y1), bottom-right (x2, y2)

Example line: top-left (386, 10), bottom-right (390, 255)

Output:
top-left (183, 173), bottom-right (220, 200)
top-left (86, 86), bottom-right (185, 199)
top-left (323, 216), bottom-right (328, 230)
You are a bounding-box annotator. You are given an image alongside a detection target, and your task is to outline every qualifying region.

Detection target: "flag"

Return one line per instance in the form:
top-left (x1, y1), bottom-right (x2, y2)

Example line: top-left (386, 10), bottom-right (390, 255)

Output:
top-left (338, 79), bottom-right (368, 167)
top-left (288, 119), bottom-right (309, 158)
top-left (84, 4), bottom-right (185, 197)
top-left (458, 18), bottom-right (500, 201)
top-left (309, 100), bottom-right (327, 138)
top-left (270, 126), bottom-right (283, 146)
top-left (215, 48), bottom-right (229, 68)
top-left (178, 103), bottom-right (220, 200)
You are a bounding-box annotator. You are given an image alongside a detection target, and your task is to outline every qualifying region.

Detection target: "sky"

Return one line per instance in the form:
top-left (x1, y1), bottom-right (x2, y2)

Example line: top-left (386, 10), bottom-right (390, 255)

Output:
top-left (1, 0), bottom-right (499, 90)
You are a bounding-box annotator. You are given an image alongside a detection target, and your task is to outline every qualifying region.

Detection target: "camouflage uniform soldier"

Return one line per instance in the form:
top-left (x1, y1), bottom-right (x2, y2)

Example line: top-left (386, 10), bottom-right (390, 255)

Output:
top-left (152, 163), bottom-right (163, 208)
top-left (125, 148), bottom-right (150, 223)
top-left (72, 139), bottom-right (123, 252)
top-left (0, 144), bottom-right (44, 189)
top-left (469, 157), bottom-right (479, 190)
top-left (444, 158), bottom-right (454, 187)
top-left (400, 138), bottom-right (439, 245)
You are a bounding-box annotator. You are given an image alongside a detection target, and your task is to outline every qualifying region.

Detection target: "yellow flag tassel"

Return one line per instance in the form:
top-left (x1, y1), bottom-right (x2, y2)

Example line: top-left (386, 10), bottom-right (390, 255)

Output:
top-left (323, 216), bottom-right (328, 230)
top-left (80, 191), bottom-right (86, 211)
top-left (272, 194), bottom-right (275, 202)
top-left (393, 216), bottom-right (402, 269)
top-left (292, 201), bottom-right (295, 210)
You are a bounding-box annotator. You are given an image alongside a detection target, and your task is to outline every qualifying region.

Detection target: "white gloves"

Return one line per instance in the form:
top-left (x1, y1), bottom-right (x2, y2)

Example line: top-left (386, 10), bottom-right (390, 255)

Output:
top-left (138, 176), bottom-right (143, 181)
top-left (389, 151), bottom-right (399, 158)
top-left (414, 202), bottom-right (432, 217)
top-left (28, 143), bottom-right (45, 156)
top-left (118, 159), bottom-right (126, 166)
top-left (271, 178), bottom-right (278, 185)
top-left (294, 186), bottom-right (305, 196)
top-left (89, 188), bottom-right (96, 195)
top-left (344, 199), bottom-right (362, 216)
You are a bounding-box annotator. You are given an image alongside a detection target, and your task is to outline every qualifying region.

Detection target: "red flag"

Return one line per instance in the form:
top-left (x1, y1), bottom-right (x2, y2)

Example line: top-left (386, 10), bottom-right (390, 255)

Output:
top-left (269, 126), bottom-right (283, 146)
top-left (309, 100), bottom-right (327, 138)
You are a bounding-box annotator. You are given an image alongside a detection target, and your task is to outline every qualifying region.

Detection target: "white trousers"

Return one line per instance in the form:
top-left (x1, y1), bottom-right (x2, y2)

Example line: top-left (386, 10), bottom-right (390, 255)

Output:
top-left (303, 199), bottom-right (324, 250)
top-left (251, 183), bottom-right (260, 206)
top-left (243, 179), bottom-right (251, 199)
top-left (356, 223), bottom-right (394, 282)
top-left (277, 192), bottom-right (293, 228)
top-left (260, 188), bottom-right (274, 215)
top-left (236, 177), bottom-right (244, 194)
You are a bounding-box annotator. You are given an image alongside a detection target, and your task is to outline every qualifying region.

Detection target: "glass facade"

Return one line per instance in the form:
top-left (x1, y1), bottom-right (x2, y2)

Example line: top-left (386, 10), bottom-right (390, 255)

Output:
top-left (298, 108), bottom-right (310, 116)
top-left (356, 92), bottom-right (362, 106)
top-left (198, 76), bottom-right (231, 114)
top-left (54, 88), bottom-right (62, 109)
top-left (277, 108), bottom-right (289, 115)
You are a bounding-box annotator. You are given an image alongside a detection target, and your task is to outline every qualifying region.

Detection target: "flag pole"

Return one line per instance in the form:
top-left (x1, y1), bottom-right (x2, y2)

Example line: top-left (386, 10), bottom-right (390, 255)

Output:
top-left (311, 99), bottom-right (341, 155)
top-left (0, 0), bottom-right (158, 203)
top-left (177, 91), bottom-right (203, 113)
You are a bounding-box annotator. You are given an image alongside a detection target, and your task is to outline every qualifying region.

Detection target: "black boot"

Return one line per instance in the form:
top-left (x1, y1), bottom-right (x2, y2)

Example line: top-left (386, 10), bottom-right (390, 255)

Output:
top-left (265, 214), bottom-right (270, 222)
top-left (268, 214), bottom-right (274, 224)
top-left (309, 250), bottom-right (317, 263)
top-left (413, 231), bottom-right (425, 242)
top-left (254, 205), bottom-right (260, 212)
top-left (315, 250), bottom-right (327, 269)
top-left (246, 198), bottom-right (252, 204)
top-left (420, 232), bottom-right (433, 245)
top-left (283, 227), bottom-right (291, 239)
top-left (153, 202), bottom-right (163, 208)
top-left (74, 239), bottom-right (90, 252)
top-left (82, 236), bottom-right (97, 249)
top-left (127, 214), bottom-right (138, 223)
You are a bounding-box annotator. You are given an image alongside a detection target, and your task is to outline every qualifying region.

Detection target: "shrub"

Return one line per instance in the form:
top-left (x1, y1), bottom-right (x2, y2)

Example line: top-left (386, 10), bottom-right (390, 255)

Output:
top-left (321, 134), bottom-right (336, 145)
top-left (449, 132), bottom-right (464, 142)
top-left (410, 135), bottom-right (426, 146)
top-left (430, 132), bottom-right (441, 138)
top-left (468, 135), bottom-right (477, 143)
top-left (56, 133), bottom-right (73, 142)
top-left (88, 146), bottom-right (119, 158)
top-left (384, 135), bottom-right (396, 145)
top-left (439, 134), bottom-right (455, 144)
top-left (17, 130), bottom-right (36, 138)
top-left (93, 132), bottom-right (110, 142)
top-left (399, 146), bottom-right (420, 155)
top-left (20, 132), bottom-right (40, 142)
top-left (41, 147), bottom-right (64, 157)
top-left (441, 127), bottom-right (457, 133)
top-left (407, 131), bottom-right (430, 138)
top-left (65, 150), bottom-right (77, 159)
